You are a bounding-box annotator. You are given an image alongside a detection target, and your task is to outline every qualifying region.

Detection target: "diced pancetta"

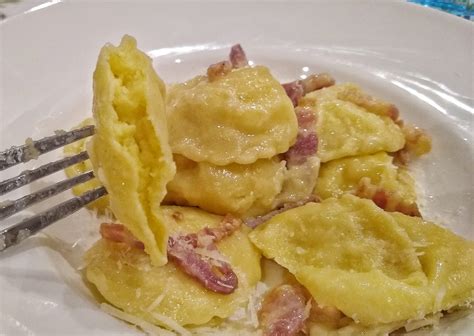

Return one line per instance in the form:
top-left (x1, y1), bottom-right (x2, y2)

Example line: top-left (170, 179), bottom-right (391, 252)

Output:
top-left (207, 60), bottom-right (232, 81)
top-left (100, 216), bottom-right (242, 294)
top-left (259, 284), bottom-right (309, 336)
top-left (355, 177), bottom-right (421, 217)
top-left (229, 44), bottom-right (249, 68)
top-left (245, 197), bottom-right (318, 229)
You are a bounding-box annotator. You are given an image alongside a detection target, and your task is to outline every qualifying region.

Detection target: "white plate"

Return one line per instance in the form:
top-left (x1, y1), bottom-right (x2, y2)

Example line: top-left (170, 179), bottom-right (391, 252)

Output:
top-left (0, 1), bottom-right (473, 335)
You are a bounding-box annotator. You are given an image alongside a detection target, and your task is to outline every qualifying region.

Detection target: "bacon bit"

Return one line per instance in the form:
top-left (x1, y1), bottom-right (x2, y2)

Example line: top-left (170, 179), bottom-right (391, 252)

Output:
top-left (355, 177), bottom-right (421, 217)
top-left (167, 235), bottom-right (238, 294)
top-left (259, 284), bottom-right (309, 336)
top-left (100, 216), bottom-right (242, 294)
top-left (245, 197), bottom-right (319, 229)
top-left (172, 211), bottom-right (184, 221)
top-left (295, 106), bottom-right (316, 130)
top-left (199, 214), bottom-right (242, 243)
top-left (168, 215), bottom-right (241, 294)
top-left (100, 223), bottom-right (145, 249)
top-left (282, 81), bottom-right (305, 107)
top-left (394, 123), bottom-right (432, 165)
top-left (283, 73), bottom-right (335, 106)
top-left (337, 86), bottom-right (399, 121)
top-left (300, 73), bottom-right (335, 94)
top-left (284, 133), bottom-right (318, 166)
top-left (309, 302), bottom-right (351, 329)
top-left (283, 107), bottom-right (318, 166)
top-left (229, 44), bottom-right (249, 68)
top-left (206, 44), bottom-right (248, 81)
top-left (393, 149), bottom-right (410, 167)
top-left (207, 60), bottom-right (232, 82)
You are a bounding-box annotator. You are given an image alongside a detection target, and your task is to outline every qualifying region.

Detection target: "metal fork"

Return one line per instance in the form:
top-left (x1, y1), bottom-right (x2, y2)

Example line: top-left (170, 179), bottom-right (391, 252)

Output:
top-left (0, 126), bottom-right (108, 252)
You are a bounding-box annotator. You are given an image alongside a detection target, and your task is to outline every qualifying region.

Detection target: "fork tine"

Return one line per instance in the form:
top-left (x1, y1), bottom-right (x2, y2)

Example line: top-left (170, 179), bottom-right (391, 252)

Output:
top-left (0, 125), bottom-right (95, 171)
top-left (0, 171), bottom-right (95, 220)
top-left (0, 186), bottom-right (107, 252)
top-left (0, 151), bottom-right (89, 196)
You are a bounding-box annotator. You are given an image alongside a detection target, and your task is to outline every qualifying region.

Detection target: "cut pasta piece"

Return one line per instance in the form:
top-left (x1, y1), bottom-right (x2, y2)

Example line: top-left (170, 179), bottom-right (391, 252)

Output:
top-left (88, 35), bottom-right (175, 266)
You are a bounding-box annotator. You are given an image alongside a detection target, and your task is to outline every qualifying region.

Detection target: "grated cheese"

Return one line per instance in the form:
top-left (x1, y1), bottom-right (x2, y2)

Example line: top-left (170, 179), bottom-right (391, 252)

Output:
top-left (194, 247), bottom-right (229, 263)
top-left (190, 326), bottom-right (262, 336)
top-left (250, 282), bottom-right (269, 328)
top-left (146, 294), bottom-right (165, 312)
top-left (247, 292), bottom-right (259, 328)
top-left (434, 286), bottom-right (447, 312)
top-left (404, 312), bottom-right (443, 332)
top-left (412, 241), bottom-right (430, 248)
top-left (303, 299), bottom-right (312, 320)
top-left (150, 312), bottom-right (191, 336)
top-left (100, 303), bottom-right (176, 336)
top-left (295, 247), bottom-right (306, 255)
top-left (197, 234), bottom-right (214, 248)
top-left (226, 281), bottom-right (268, 332)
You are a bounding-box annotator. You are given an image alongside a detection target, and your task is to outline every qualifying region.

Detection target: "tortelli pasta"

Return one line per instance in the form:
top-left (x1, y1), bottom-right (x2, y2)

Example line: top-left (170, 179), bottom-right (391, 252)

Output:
top-left (88, 35), bottom-right (175, 266)
top-left (166, 66), bottom-right (298, 165)
top-left (250, 195), bottom-right (473, 330)
top-left (316, 152), bottom-right (416, 203)
top-left (164, 155), bottom-right (287, 217)
top-left (299, 84), bottom-right (405, 162)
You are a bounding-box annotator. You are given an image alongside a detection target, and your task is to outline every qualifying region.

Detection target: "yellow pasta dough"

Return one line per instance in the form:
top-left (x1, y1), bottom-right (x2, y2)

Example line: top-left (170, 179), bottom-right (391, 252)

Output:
top-left (249, 195), bottom-right (473, 326)
top-left (299, 84), bottom-right (405, 162)
top-left (316, 152), bottom-right (416, 202)
top-left (85, 206), bottom-right (261, 327)
top-left (166, 66), bottom-right (298, 165)
top-left (88, 35), bottom-right (175, 266)
top-left (164, 155), bottom-right (286, 217)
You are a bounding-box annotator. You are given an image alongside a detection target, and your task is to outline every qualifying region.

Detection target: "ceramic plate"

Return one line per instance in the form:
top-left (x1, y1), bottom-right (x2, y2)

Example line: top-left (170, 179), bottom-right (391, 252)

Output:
top-left (0, 0), bottom-right (473, 335)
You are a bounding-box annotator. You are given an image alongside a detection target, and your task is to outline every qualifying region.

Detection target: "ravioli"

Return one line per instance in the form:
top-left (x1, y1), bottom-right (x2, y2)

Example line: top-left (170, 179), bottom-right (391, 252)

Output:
top-left (316, 152), bottom-right (416, 202)
top-left (64, 118), bottom-right (109, 212)
top-left (166, 66), bottom-right (298, 165)
top-left (88, 35), bottom-right (175, 266)
top-left (85, 206), bottom-right (261, 327)
top-left (249, 195), bottom-right (473, 326)
top-left (164, 155), bottom-right (286, 217)
top-left (299, 84), bottom-right (405, 162)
